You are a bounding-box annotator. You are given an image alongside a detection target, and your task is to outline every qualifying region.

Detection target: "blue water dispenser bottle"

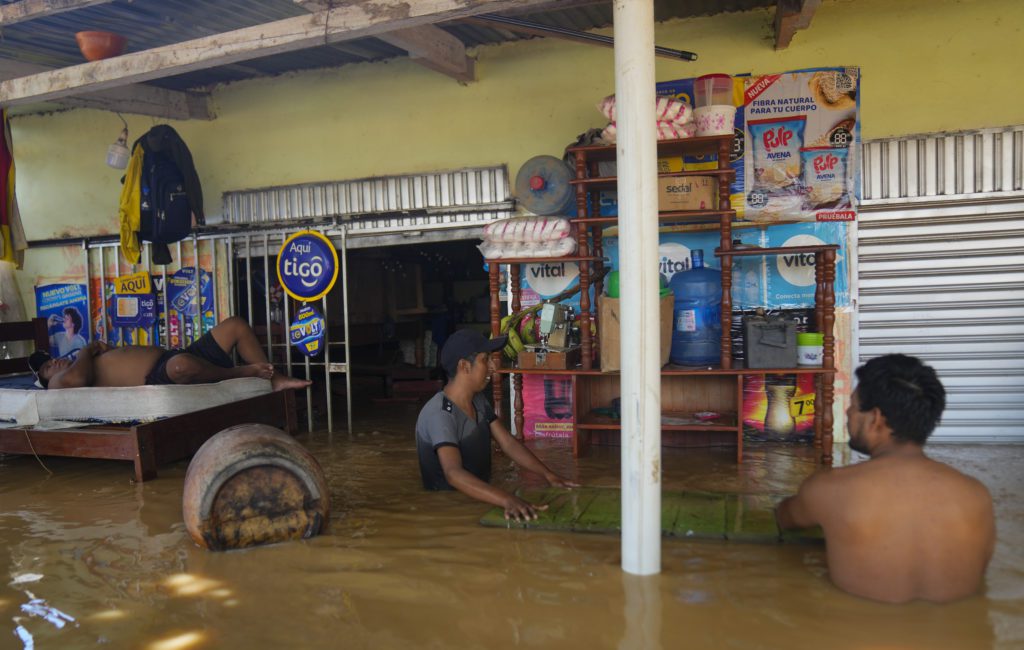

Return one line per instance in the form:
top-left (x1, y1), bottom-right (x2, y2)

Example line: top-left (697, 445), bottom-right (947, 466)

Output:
top-left (668, 249), bottom-right (722, 366)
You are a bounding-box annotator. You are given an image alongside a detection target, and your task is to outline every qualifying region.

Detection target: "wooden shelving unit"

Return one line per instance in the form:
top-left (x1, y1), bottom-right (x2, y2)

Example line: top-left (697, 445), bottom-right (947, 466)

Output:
top-left (486, 134), bottom-right (837, 464)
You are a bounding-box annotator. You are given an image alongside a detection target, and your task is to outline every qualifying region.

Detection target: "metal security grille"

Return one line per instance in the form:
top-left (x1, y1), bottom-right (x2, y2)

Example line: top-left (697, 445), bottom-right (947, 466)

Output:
top-left (858, 126), bottom-right (1024, 442)
top-left (85, 237), bottom-right (232, 351)
top-left (222, 165), bottom-right (514, 235)
top-left (85, 230), bottom-right (353, 436)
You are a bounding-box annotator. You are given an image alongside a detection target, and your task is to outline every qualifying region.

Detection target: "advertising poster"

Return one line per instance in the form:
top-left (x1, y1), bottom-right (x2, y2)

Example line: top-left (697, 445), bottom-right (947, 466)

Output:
top-left (91, 277), bottom-right (160, 347)
top-left (111, 271), bottom-right (157, 331)
top-left (276, 231), bottom-right (339, 303)
top-left (35, 283), bottom-right (89, 359)
top-left (517, 261), bottom-right (598, 352)
top-left (744, 67), bottom-right (860, 222)
top-left (290, 304), bottom-right (326, 357)
top-left (519, 260), bottom-right (580, 309)
top-left (521, 373), bottom-right (574, 439)
top-left (603, 231), bottom-right (764, 308)
top-left (763, 222), bottom-right (850, 307)
top-left (167, 267), bottom-right (214, 348)
top-left (742, 373), bottom-right (817, 442)
top-left (600, 223), bottom-right (848, 309)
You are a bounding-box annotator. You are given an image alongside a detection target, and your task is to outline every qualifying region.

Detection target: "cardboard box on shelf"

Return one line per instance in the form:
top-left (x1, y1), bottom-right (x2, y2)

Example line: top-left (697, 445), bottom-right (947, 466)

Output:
top-left (599, 294), bottom-right (673, 372)
top-left (657, 156), bottom-right (684, 173)
top-left (597, 175), bottom-right (718, 217)
top-left (658, 175), bottom-right (717, 211)
top-left (518, 347), bottom-right (581, 371)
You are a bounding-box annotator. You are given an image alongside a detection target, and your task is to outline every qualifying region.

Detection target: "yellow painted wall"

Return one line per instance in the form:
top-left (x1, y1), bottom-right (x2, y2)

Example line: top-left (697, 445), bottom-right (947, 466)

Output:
top-left (9, 0), bottom-right (1024, 304)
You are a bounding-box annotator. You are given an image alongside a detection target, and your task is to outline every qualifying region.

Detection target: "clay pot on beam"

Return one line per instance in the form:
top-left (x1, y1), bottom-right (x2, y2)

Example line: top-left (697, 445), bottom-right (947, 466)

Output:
top-left (75, 31), bottom-right (127, 61)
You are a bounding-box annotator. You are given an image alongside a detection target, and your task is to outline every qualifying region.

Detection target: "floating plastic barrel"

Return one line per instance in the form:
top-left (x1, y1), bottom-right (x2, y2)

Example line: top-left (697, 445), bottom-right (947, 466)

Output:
top-left (668, 249), bottom-right (722, 366)
top-left (182, 424), bottom-right (329, 551)
top-left (515, 155), bottom-right (575, 216)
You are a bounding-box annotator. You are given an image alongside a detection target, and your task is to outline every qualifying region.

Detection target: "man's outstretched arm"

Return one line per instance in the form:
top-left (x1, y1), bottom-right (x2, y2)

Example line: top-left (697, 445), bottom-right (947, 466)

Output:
top-left (489, 420), bottom-right (579, 489)
top-left (49, 341), bottom-right (109, 389)
top-left (776, 471), bottom-right (828, 530)
top-left (436, 446), bottom-right (547, 522)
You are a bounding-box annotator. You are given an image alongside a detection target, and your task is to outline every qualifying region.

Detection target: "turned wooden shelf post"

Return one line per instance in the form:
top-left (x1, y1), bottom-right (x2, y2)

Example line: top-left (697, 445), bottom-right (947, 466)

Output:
top-left (510, 264), bottom-right (525, 436)
top-left (716, 135), bottom-right (734, 369)
top-left (814, 248), bottom-right (837, 464)
top-left (489, 262), bottom-right (503, 417)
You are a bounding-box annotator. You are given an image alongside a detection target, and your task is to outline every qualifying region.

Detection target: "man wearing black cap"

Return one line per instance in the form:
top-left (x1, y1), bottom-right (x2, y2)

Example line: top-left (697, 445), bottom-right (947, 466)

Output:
top-left (415, 328), bottom-right (577, 521)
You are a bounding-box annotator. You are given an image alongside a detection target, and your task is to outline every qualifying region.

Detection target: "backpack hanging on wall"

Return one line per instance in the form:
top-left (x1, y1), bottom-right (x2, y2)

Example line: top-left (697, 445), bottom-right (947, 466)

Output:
top-left (138, 151), bottom-right (192, 246)
top-left (133, 125), bottom-right (205, 265)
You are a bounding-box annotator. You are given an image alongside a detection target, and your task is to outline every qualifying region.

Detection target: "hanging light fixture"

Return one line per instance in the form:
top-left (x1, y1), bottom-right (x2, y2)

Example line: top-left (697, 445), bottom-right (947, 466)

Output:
top-left (106, 113), bottom-right (130, 169)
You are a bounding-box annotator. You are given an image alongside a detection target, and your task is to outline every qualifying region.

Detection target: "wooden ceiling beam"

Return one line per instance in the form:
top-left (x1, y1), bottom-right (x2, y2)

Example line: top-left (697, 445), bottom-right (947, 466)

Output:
top-left (0, 60), bottom-right (212, 120)
top-left (374, 25), bottom-right (475, 83)
top-left (774, 0), bottom-right (821, 50)
top-left (0, 0), bottom-right (114, 26)
top-left (295, 1), bottom-right (474, 83)
top-left (0, 0), bottom-right (551, 106)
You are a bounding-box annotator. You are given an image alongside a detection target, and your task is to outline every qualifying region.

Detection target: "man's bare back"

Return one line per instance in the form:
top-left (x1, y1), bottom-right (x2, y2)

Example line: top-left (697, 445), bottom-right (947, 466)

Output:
top-left (789, 454), bottom-right (994, 603)
top-left (777, 354), bottom-right (995, 604)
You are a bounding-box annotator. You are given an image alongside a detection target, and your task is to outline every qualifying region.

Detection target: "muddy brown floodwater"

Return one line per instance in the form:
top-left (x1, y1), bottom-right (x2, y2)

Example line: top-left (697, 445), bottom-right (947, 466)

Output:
top-left (1, 404), bottom-right (1022, 649)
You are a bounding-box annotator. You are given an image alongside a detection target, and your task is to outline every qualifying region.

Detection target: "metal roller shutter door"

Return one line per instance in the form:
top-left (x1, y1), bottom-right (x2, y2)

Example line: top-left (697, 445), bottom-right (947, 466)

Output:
top-left (858, 127), bottom-right (1024, 442)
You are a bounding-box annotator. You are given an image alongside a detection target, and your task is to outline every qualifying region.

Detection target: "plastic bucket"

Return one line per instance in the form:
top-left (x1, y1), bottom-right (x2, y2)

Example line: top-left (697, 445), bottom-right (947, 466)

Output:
top-left (796, 332), bottom-right (824, 366)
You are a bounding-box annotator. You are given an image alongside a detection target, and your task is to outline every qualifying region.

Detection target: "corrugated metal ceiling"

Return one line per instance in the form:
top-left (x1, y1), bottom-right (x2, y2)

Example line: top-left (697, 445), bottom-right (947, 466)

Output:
top-left (0, 0), bottom-right (775, 93)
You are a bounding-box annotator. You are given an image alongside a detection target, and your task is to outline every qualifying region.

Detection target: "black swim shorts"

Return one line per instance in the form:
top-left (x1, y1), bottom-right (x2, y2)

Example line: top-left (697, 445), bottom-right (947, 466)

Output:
top-left (144, 331), bottom-right (235, 385)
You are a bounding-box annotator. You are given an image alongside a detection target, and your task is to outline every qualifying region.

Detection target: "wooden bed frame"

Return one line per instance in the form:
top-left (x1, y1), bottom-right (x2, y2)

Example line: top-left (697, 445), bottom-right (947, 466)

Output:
top-left (0, 318), bottom-right (298, 482)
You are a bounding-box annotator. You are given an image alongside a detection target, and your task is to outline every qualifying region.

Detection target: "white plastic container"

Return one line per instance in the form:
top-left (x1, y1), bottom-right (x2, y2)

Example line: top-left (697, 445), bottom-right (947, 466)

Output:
top-left (694, 74), bottom-right (733, 107)
top-left (796, 332), bottom-right (824, 367)
top-left (694, 105), bottom-right (736, 136)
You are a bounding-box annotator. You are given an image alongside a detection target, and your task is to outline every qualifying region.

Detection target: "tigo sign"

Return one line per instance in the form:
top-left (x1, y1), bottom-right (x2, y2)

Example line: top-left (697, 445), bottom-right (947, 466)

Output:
top-left (115, 271), bottom-right (152, 295)
top-left (277, 231), bottom-right (339, 302)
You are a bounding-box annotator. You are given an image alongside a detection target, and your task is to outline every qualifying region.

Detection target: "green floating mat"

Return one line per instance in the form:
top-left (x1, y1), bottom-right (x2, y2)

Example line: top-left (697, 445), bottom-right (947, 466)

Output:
top-left (480, 486), bottom-right (823, 545)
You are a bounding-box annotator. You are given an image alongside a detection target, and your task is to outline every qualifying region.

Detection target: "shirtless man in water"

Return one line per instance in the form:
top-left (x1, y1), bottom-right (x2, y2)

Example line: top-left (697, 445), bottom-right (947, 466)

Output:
top-left (30, 316), bottom-right (311, 392)
top-left (776, 354), bottom-right (995, 604)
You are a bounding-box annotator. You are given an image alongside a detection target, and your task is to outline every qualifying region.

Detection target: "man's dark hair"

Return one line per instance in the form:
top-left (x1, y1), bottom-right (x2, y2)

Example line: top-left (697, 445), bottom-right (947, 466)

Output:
top-left (63, 307), bottom-right (83, 335)
top-left (855, 354), bottom-right (946, 444)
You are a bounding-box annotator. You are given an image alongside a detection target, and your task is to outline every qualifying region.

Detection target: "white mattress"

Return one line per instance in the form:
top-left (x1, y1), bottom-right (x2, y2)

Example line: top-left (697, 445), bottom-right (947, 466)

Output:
top-left (0, 377), bottom-right (273, 428)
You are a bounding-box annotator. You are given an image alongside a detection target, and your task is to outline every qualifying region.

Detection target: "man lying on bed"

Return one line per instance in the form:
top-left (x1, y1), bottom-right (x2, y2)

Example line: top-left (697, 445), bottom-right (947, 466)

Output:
top-left (28, 316), bottom-right (311, 392)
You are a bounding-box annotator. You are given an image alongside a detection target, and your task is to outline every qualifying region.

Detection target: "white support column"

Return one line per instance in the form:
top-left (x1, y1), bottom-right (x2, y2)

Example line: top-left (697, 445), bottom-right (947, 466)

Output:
top-left (614, 0), bottom-right (661, 575)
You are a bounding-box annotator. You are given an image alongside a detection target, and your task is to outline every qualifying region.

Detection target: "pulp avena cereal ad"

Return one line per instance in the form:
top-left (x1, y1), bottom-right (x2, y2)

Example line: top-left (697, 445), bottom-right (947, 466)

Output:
top-left (743, 67), bottom-right (860, 222)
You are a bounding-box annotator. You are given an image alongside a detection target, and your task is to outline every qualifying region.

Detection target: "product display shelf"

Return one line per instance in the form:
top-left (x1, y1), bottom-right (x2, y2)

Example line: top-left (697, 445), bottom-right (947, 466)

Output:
top-left (715, 244), bottom-right (838, 257)
top-left (495, 366), bottom-right (835, 377)
top-left (485, 255), bottom-right (603, 265)
top-left (487, 134), bottom-right (837, 464)
top-left (578, 413), bottom-right (739, 431)
top-left (571, 209), bottom-right (736, 226)
top-left (569, 167), bottom-right (735, 192)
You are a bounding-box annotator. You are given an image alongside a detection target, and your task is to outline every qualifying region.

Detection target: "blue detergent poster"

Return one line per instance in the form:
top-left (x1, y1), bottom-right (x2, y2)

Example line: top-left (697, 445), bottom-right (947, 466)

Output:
top-left (519, 260), bottom-right (581, 308)
top-left (35, 283), bottom-right (89, 359)
top-left (602, 222), bottom-right (848, 309)
top-left (603, 231), bottom-right (764, 309)
top-left (763, 222), bottom-right (850, 307)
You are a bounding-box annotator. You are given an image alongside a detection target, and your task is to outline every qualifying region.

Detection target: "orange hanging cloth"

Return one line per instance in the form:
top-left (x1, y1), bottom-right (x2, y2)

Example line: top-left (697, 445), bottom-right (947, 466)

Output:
top-left (0, 109), bottom-right (26, 268)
